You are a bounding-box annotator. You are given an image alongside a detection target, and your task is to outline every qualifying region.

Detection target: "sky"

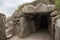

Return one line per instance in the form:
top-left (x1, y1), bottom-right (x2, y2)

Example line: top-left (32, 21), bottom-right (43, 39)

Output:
top-left (0, 0), bottom-right (35, 17)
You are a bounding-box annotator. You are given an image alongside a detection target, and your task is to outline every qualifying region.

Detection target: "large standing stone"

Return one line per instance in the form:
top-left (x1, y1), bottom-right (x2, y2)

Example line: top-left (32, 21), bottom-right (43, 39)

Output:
top-left (51, 17), bottom-right (56, 40)
top-left (52, 15), bottom-right (60, 40)
top-left (51, 15), bottom-right (60, 40)
top-left (5, 20), bottom-right (13, 38)
top-left (12, 17), bottom-right (21, 36)
top-left (55, 19), bottom-right (60, 40)
top-left (0, 13), bottom-right (7, 40)
top-left (18, 16), bottom-right (35, 38)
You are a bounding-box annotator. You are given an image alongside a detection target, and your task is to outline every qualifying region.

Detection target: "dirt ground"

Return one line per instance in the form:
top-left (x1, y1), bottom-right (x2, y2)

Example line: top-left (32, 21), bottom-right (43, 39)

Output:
top-left (8, 30), bottom-right (51, 40)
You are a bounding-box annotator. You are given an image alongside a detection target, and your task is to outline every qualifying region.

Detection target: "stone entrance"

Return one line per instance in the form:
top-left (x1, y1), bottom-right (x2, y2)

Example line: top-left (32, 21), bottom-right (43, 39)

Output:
top-left (23, 12), bottom-right (51, 33)
top-left (10, 3), bottom-right (55, 40)
top-left (19, 12), bottom-right (52, 38)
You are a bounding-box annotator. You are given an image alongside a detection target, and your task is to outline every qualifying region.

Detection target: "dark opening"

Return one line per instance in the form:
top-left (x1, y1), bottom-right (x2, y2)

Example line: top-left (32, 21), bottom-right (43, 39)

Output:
top-left (32, 13), bottom-right (52, 40)
top-left (23, 12), bottom-right (51, 40)
top-left (32, 13), bottom-right (50, 32)
top-left (24, 12), bottom-right (51, 40)
top-left (40, 15), bottom-right (49, 30)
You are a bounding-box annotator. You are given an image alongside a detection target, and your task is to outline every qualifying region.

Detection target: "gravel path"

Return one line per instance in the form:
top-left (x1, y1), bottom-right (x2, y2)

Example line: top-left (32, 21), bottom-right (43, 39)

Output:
top-left (9, 30), bottom-right (51, 40)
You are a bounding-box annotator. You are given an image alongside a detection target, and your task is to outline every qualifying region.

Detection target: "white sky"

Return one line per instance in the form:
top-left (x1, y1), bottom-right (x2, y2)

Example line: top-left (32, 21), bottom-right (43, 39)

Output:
top-left (0, 0), bottom-right (35, 17)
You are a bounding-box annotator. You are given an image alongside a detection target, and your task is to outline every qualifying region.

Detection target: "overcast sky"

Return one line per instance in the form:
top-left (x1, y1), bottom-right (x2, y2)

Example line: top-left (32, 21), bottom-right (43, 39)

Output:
top-left (0, 0), bottom-right (35, 17)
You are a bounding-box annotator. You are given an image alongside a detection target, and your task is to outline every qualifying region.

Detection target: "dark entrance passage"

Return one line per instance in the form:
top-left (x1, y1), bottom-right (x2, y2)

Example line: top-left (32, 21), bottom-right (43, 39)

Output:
top-left (40, 15), bottom-right (49, 30)
top-left (32, 13), bottom-right (51, 40)
top-left (33, 14), bottom-right (50, 32)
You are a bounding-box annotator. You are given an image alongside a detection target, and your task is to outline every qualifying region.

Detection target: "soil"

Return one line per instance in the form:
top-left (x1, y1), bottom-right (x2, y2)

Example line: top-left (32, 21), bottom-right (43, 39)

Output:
top-left (9, 30), bottom-right (51, 40)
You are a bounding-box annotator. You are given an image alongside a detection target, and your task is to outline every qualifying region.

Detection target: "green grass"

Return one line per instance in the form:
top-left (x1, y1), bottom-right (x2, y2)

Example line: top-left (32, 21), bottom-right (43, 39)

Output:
top-left (55, 0), bottom-right (60, 10)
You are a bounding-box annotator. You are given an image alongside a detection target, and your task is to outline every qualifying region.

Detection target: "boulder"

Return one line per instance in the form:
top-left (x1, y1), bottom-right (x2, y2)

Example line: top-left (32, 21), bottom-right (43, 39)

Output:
top-left (0, 13), bottom-right (7, 40)
top-left (13, 16), bottom-right (35, 38)
top-left (22, 3), bottom-right (55, 15)
top-left (5, 20), bottom-right (13, 38)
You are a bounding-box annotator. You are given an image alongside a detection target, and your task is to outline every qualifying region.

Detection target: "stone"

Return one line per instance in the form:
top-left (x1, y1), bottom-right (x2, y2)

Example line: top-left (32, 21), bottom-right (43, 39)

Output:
top-left (22, 5), bottom-right (36, 13)
top-left (12, 17), bottom-right (21, 36)
top-left (36, 3), bottom-right (55, 12)
top-left (5, 21), bottom-right (13, 38)
top-left (50, 15), bottom-right (60, 40)
top-left (55, 19), bottom-right (60, 40)
top-left (51, 11), bottom-right (58, 17)
top-left (0, 13), bottom-right (7, 40)
top-left (22, 3), bottom-right (55, 14)
top-left (5, 16), bottom-right (14, 38)
top-left (18, 17), bottom-right (35, 38)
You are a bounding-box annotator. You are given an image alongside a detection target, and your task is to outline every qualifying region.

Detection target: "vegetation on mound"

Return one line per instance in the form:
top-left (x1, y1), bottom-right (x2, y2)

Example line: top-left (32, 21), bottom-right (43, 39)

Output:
top-left (55, 0), bottom-right (60, 11)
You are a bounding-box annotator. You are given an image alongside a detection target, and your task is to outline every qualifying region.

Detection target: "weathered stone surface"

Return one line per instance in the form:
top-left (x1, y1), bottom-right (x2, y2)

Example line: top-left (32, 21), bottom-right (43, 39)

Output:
top-left (51, 11), bottom-right (58, 17)
top-left (5, 20), bottom-right (13, 38)
top-left (0, 13), bottom-right (7, 40)
top-left (55, 19), bottom-right (60, 40)
top-left (0, 13), bottom-right (6, 23)
top-left (22, 3), bottom-right (55, 13)
top-left (51, 15), bottom-right (60, 40)
top-left (17, 17), bottom-right (35, 38)
top-left (50, 15), bottom-right (60, 40)
top-left (22, 5), bottom-right (36, 13)
top-left (50, 17), bottom-right (56, 40)
top-left (11, 10), bottom-right (36, 38)
top-left (11, 12), bottom-right (22, 37)
top-left (12, 17), bottom-right (21, 36)
top-left (4, 16), bottom-right (13, 38)
top-left (36, 3), bottom-right (55, 12)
